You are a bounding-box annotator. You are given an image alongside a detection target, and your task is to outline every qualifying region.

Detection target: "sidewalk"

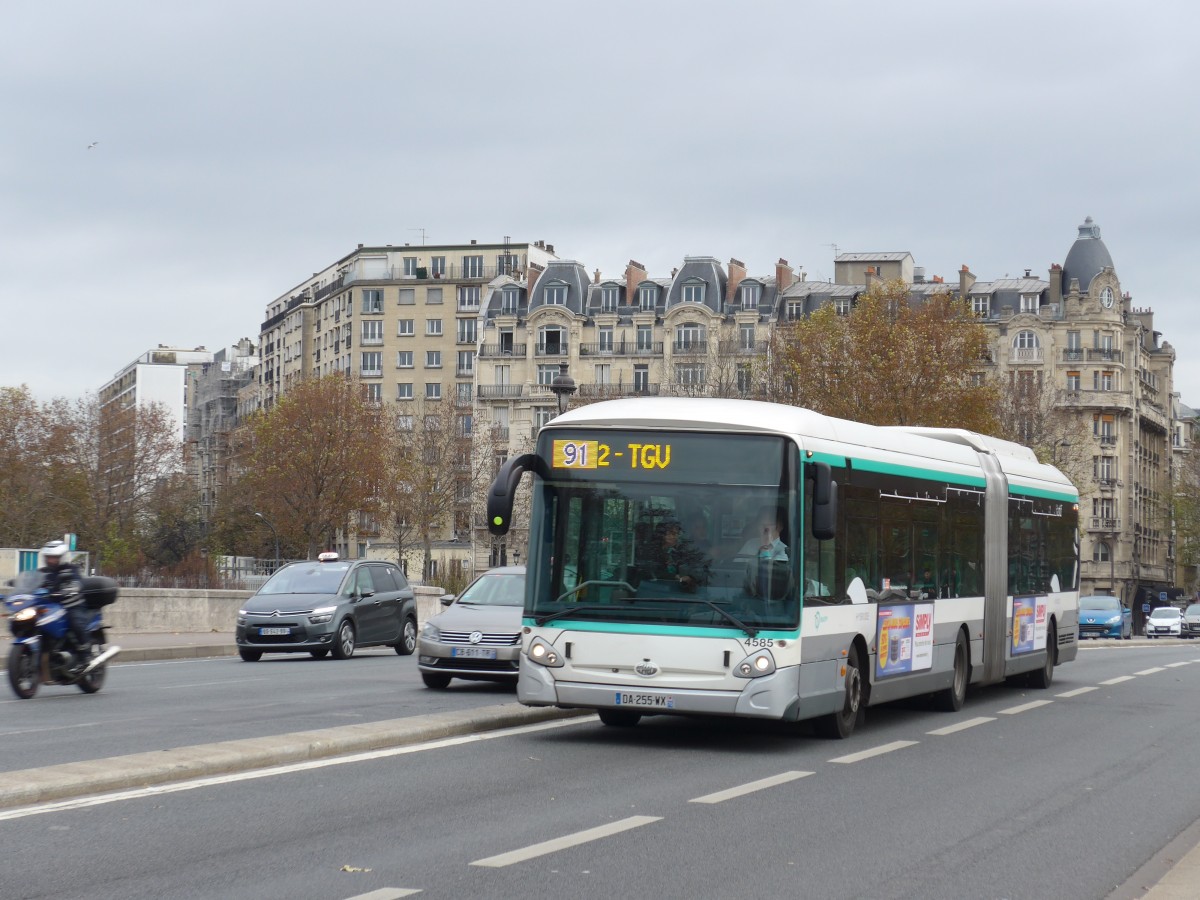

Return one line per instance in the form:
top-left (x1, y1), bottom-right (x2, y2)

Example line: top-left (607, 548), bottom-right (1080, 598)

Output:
top-left (0, 632), bottom-right (237, 671)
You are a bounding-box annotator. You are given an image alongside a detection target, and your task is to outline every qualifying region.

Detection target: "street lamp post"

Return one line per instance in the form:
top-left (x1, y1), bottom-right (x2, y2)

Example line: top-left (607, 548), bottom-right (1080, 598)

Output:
top-left (1051, 439), bottom-right (1070, 465)
top-left (549, 362), bottom-right (576, 417)
top-left (254, 512), bottom-right (280, 574)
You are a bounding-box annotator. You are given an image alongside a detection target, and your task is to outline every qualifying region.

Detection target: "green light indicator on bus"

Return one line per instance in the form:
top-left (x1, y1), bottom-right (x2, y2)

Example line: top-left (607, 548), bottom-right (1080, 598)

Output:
top-left (493, 515), bottom-right (503, 526)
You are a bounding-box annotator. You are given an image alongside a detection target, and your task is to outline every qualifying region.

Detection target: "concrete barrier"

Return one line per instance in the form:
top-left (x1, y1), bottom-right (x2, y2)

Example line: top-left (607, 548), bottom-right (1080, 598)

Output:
top-left (101, 585), bottom-right (449, 634)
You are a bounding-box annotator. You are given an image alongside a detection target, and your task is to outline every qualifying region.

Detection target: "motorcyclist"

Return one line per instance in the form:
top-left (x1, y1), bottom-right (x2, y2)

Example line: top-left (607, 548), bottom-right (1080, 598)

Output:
top-left (38, 540), bottom-right (90, 671)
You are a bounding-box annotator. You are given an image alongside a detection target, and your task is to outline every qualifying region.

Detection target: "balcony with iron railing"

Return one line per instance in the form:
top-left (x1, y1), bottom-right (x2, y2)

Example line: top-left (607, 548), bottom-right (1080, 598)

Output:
top-left (1088, 517), bottom-right (1121, 532)
top-left (577, 383), bottom-right (660, 399)
top-left (477, 385), bottom-right (526, 399)
top-left (534, 344), bottom-right (569, 357)
top-left (718, 339), bottom-right (769, 354)
top-left (1098, 433), bottom-right (1118, 446)
top-left (1088, 348), bottom-right (1124, 363)
top-left (343, 263), bottom-right (522, 285)
top-left (477, 343), bottom-right (527, 358)
top-left (578, 341), bottom-right (664, 356)
top-left (671, 341), bottom-right (709, 355)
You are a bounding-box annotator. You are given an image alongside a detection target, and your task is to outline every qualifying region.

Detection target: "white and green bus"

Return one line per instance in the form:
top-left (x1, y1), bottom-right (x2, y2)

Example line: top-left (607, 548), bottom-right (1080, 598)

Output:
top-left (486, 398), bottom-right (1079, 738)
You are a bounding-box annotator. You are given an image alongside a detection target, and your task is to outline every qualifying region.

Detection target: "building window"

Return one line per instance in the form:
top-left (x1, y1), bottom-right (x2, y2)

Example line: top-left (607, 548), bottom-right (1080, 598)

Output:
top-left (1094, 370), bottom-right (1114, 391)
top-left (834, 297), bottom-right (851, 316)
top-left (458, 414), bottom-right (473, 436)
top-left (538, 326), bottom-right (565, 355)
top-left (682, 281), bottom-right (705, 304)
top-left (397, 383), bottom-right (413, 400)
top-left (636, 325), bottom-right (653, 351)
top-left (1020, 294), bottom-right (1039, 313)
top-left (544, 283), bottom-right (567, 305)
top-left (598, 326), bottom-right (613, 352)
top-left (396, 351), bottom-right (413, 368)
top-left (972, 295), bottom-right (990, 317)
top-left (396, 413), bottom-right (413, 429)
top-left (595, 363), bottom-right (611, 385)
top-left (403, 257), bottom-right (418, 276)
top-left (425, 350), bottom-right (442, 368)
top-left (1095, 456), bottom-right (1116, 481)
top-left (361, 320), bottom-right (383, 345)
top-left (462, 255), bottom-right (483, 278)
top-left (633, 365), bottom-right (649, 392)
top-left (397, 319), bottom-right (414, 336)
top-left (1013, 330), bottom-right (1039, 350)
top-left (1066, 371), bottom-right (1080, 391)
top-left (363, 383), bottom-right (382, 403)
top-left (426, 287), bottom-right (443, 305)
top-left (675, 363), bottom-right (706, 385)
top-left (600, 286), bottom-right (619, 311)
top-left (431, 256), bottom-right (445, 277)
top-left (398, 288), bottom-right (415, 306)
top-left (426, 319), bottom-right (443, 336)
top-left (785, 300), bottom-right (803, 321)
top-left (456, 382), bottom-right (473, 402)
top-left (361, 352), bottom-right (382, 376)
top-left (740, 283), bottom-right (760, 309)
top-left (497, 253), bottom-right (519, 275)
top-left (674, 322), bottom-right (706, 351)
top-left (500, 287), bottom-right (520, 315)
top-left (737, 364), bottom-right (752, 394)
top-left (1092, 541), bottom-right (1110, 563)
top-left (362, 289), bottom-right (383, 314)
top-left (537, 364), bottom-right (559, 385)
top-left (1067, 330), bottom-right (1081, 350)
top-left (457, 318), bottom-right (477, 344)
top-left (457, 350), bottom-right (474, 374)
top-left (739, 324), bottom-right (756, 350)
top-left (638, 284), bottom-right (657, 310)
top-left (494, 364), bottom-right (510, 385)
top-left (426, 382), bottom-right (442, 400)
top-left (457, 286), bottom-right (480, 309)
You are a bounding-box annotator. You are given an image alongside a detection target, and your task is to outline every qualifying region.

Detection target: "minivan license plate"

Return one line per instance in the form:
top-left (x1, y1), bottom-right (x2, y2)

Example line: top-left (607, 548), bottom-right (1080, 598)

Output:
top-left (259, 627), bottom-right (289, 636)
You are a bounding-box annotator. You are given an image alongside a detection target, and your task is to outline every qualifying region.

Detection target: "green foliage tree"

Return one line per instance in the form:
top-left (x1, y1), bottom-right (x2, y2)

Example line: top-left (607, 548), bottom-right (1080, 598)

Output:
top-left (762, 280), bottom-right (1000, 431)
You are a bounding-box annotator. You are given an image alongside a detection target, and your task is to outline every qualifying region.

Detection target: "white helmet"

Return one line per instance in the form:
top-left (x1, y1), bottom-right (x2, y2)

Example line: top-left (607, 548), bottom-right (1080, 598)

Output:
top-left (41, 539), bottom-right (69, 560)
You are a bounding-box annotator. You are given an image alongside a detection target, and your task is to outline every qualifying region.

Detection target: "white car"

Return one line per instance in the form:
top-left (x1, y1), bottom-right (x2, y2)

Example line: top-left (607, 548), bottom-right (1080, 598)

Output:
top-left (1145, 605), bottom-right (1184, 639)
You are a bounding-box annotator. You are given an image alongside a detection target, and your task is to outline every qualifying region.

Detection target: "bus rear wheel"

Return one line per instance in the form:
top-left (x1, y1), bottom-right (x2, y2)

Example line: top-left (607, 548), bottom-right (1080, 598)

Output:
top-left (598, 709), bottom-right (641, 728)
top-left (1028, 622), bottom-right (1056, 689)
top-left (934, 631), bottom-right (969, 712)
top-left (815, 644), bottom-right (864, 739)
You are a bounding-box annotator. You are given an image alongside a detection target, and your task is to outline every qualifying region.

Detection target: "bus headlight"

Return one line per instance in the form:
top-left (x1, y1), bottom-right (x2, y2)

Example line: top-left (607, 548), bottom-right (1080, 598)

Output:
top-left (527, 636), bottom-right (564, 668)
top-left (733, 649), bottom-right (776, 679)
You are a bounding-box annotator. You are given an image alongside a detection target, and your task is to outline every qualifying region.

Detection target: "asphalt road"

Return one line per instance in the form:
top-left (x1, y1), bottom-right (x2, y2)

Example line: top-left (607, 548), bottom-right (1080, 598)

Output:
top-left (3, 642), bottom-right (1200, 899)
top-left (0, 650), bottom-right (517, 771)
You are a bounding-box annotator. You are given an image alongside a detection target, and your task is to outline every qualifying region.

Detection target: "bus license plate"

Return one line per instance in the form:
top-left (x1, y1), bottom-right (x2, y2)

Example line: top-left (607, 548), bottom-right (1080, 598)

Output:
top-left (259, 627), bottom-right (289, 636)
top-left (452, 647), bottom-right (497, 659)
top-left (615, 692), bottom-right (674, 709)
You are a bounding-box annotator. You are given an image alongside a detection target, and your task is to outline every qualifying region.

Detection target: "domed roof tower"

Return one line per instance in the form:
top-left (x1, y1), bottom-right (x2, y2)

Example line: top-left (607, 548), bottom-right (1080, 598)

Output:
top-left (1061, 216), bottom-right (1115, 294)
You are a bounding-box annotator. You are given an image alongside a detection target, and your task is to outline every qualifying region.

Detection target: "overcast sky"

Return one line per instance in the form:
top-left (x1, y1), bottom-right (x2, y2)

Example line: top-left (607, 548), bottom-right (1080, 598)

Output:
top-left (4, 1), bottom-right (1198, 405)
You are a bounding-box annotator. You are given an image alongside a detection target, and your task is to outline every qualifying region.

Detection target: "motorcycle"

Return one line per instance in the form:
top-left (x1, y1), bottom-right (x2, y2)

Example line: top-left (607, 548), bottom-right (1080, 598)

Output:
top-left (3, 570), bottom-right (121, 699)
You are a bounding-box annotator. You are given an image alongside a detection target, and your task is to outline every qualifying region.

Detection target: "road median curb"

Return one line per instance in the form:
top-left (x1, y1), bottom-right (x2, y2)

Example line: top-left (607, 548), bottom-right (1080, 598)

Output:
top-left (0, 703), bottom-right (592, 810)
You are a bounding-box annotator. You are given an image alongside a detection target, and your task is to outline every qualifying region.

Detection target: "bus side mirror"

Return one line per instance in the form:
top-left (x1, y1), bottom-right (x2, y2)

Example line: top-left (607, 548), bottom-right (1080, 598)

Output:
top-left (811, 461), bottom-right (837, 542)
top-left (486, 453), bottom-right (540, 536)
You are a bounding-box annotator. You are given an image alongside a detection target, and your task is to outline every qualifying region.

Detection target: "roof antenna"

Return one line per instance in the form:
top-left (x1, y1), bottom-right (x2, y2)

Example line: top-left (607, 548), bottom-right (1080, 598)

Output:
top-left (408, 227), bottom-right (428, 245)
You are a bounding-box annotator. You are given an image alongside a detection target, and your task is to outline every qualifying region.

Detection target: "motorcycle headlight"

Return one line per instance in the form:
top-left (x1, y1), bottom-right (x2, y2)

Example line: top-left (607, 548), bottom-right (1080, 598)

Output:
top-left (14, 607), bottom-right (37, 623)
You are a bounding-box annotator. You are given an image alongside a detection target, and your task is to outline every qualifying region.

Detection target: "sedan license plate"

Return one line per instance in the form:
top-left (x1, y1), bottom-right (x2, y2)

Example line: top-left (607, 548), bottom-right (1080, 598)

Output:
top-left (451, 647), bottom-right (497, 660)
top-left (258, 627), bottom-right (290, 636)
top-left (615, 692), bottom-right (674, 709)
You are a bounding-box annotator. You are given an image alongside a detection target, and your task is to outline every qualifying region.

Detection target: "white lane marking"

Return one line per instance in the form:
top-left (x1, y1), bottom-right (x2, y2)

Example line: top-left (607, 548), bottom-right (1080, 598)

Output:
top-left (689, 771), bottom-right (812, 804)
top-left (998, 700), bottom-right (1053, 715)
top-left (1167, 662), bottom-right (1192, 668)
top-left (343, 889), bottom-right (422, 899)
top-left (1056, 687), bottom-right (1098, 698)
top-left (1134, 667), bottom-right (1166, 676)
top-left (1100, 675), bottom-right (1135, 685)
top-left (828, 740), bottom-right (918, 764)
top-left (0, 718), bottom-right (587, 822)
top-left (0, 722), bottom-right (101, 737)
top-left (926, 716), bottom-right (995, 736)
top-left (470, 815), bottom-right (661, 868)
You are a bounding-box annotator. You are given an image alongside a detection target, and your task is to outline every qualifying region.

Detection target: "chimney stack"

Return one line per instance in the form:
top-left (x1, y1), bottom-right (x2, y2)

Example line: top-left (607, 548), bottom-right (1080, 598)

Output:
top-left (593, 268), bottom-right (601, 284)
top-left (959, 265), bottom-right (976, 297)
top-left (625, 260), bottom-right (647, 302)
top-left (1048, 263), bottom-right (1063, 306)
top-left (775, 258), bottom-right (794, 292)
top-left (727, 258), bottom-right (746, 302)
top-left (527, 262), bottom-right (544, 298)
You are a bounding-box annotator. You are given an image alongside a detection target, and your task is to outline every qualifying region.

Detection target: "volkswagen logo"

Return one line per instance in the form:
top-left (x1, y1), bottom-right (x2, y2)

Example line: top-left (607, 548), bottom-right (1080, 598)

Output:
top-left (469, 631), bottom-right (484, 644)
top-left (635, 659), bottom-right (659, 677)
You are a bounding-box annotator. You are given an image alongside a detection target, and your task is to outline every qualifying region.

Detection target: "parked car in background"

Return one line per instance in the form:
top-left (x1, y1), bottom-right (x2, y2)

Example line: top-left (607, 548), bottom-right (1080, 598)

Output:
top-left (236, 553), bottom-right (417, 661)
top-left (1145, 605), bottom-right (1184, 639)
top-left (1078, 595), bottom-right (1132, 640)
top-left (1182, 604), bottom-right (1200, 639)
top-left (417, 565), bottom-right (525, 689)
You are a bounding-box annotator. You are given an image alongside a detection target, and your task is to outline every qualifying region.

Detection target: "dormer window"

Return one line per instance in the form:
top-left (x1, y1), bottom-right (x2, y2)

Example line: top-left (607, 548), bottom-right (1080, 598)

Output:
top-left (740, 282), bottom-right (761, 309)
top-left (834, 297), bottom-right (851, 316)
top-left (971, 295), bottom-right (990, 317)
top-left (600, 285), bottom-right (619, 312)
top-left (1020, 294), bottom-right (1039, 313)
top-left (638, 284), bottom-right (657, 311)
top-left (501, 287), bottom-right (520, 315)
top-left (544, 283), bottom-right (567, 306)
top-left (682, 281), bottom-right (705, 304)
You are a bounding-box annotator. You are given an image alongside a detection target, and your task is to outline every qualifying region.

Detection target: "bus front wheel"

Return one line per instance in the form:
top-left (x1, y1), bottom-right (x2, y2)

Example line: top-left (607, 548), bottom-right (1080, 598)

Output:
top-left (815, 644), bottom-right (864, 739)
top-left (599, 709), bottom-right (642, 728)
top-left (1028, 622), bottom-right (1057, 689)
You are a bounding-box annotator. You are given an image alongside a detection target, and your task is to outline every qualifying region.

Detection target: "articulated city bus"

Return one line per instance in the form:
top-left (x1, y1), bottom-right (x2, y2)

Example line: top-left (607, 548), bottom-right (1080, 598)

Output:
top-left (486, 398), bottom-right (1079, 738)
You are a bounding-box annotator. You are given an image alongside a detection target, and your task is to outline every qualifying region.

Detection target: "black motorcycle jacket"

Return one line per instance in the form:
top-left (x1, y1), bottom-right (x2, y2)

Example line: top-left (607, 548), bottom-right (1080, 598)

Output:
top-left (38, 562), bottom-right (84, 607)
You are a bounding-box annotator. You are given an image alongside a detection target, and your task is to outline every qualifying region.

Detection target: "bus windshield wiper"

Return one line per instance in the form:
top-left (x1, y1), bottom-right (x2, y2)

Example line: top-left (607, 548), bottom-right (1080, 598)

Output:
top-left (534, 605), bottom-right (614, 626)
top-left (645, 596), bottom-right (759, 638)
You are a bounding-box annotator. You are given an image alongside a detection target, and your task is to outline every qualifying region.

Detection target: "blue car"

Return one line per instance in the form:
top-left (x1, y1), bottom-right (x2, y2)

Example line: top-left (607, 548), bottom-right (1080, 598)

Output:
top-left (1078, 594), bottom-right (1132, 640)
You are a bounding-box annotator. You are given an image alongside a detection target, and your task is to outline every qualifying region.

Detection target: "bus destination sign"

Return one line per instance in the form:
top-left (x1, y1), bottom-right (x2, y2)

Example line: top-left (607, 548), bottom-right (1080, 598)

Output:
top-left (552, 439), bottom-right (672, 471)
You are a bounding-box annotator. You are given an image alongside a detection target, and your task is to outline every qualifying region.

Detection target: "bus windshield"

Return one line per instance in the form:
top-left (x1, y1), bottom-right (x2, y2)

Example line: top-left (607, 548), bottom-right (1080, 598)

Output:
top-left (526, 429), bottom-right (800, 632)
